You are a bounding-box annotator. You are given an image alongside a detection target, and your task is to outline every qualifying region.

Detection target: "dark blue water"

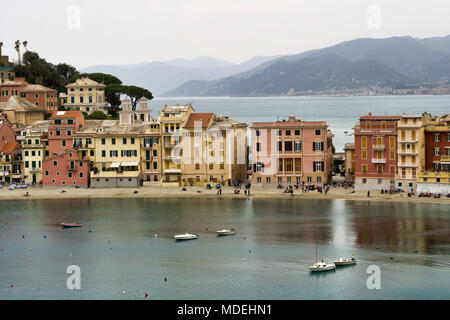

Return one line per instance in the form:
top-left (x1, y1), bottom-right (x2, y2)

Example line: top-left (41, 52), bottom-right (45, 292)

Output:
top-left (149, 96), bottom-right (450, 152)
top-left (0, 198), bottom-right (449, 299)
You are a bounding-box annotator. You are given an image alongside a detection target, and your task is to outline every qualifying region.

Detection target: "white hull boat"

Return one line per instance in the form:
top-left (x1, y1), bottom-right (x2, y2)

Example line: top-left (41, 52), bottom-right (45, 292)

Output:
top-left (334, 257), bottom-right (357, 266)
top-left (309, 261), bottom-right (336, 272)
top-left (216, 228), bottom-right (236, 236)
top-left (174, 233), bottom-right (198, 241)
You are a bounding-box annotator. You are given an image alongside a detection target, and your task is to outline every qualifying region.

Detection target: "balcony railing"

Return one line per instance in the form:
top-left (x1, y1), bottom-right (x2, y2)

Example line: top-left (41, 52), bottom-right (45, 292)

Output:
top-left (398, 150), bottom-right (418, 155)
top-left (29, 167), bottom-right (40, 173)
top-left (371, 158), bottom-right (386, 164)
top-left (372, 144), bottom-right (385, 150)
top-left (398, 163), bottom-right (419, 168)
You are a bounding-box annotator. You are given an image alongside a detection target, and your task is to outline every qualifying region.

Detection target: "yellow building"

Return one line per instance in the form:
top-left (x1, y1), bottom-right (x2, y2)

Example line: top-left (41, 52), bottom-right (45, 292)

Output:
top-left (0, 141), bottom-right (22, 183)
top-left (62, 77), bottom-right (108, 115)
top-left (2, 96), bottom-right (45, 125)
top-left (74, 98), bottom-right (161, 187)
top-left (417, 114), bottom-right (450, 195)
top-left (395, 114), bottom-right (425, 191)
top-left (181, 113), bottom-right (248, 186)
top-left (21, 121), bottom-right (49, 184)
top-left (344, 143), bottom-right (355, 183)
top-left (160, 104), bottom-right (194, 185)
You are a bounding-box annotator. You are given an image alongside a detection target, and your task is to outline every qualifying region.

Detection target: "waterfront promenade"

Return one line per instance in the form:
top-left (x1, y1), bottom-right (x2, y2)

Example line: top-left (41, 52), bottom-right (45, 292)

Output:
top-left (0, 185), bottom-right (448, 205)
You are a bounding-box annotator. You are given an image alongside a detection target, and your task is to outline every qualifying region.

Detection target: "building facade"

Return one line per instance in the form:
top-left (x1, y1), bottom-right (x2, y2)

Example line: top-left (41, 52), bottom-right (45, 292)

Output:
top-left (61, 77), bottom-right (108, 114)
top-left (417, 114), bottom-right (450, 194)
top-left (2, 96), bottom-right (46, 125)
top-left (251, 115), bottom-right (333, 186)
top-left (354, 113), bottom-right (401, 191)
top-left (344, 143), bottom-right (355, 183)
top-left (0, 141), bottom-right (22, 183)
top-left (395, 114), bottom-right (425, 191)
top-left (0, 78), bottom-right (58, 112)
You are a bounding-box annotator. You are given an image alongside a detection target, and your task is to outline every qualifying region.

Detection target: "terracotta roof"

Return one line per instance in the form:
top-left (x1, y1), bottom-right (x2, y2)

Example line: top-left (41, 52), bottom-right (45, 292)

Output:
top-left (184, 113), bottom-right (215, 128)
top-left (0, 141), bottom-right (19, 154)
top-left (51, 110), bottom-right (83, 119)
top-left (66, 77), bottom-right (105, 88)
top-left (23, 84), bottom-right (56, 92)
top-left (4, 96), bottom-right (45, 111)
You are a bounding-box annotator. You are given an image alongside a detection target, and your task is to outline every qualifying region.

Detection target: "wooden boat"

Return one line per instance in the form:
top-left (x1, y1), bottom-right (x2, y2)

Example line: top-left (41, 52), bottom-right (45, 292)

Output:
top-left (61, 223), bottom-right (82, 228)
top-left (174, 233), bottom-right (198, 241)
top-left (216, 228), bottom-right (236, 236)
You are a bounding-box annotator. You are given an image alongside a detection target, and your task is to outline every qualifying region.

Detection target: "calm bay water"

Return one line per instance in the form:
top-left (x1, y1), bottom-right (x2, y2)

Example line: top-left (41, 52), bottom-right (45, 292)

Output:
top-left (149, 95), bottom-right (450, 152)
top-left (0, 198), bottom-right (449, 300)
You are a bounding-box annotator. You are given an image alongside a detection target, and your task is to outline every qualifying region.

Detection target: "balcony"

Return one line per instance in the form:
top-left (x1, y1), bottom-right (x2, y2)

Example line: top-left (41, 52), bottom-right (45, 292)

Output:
top-left (163, 130), bottom-right (181, 136)
top-left (372, 144), bottom-right (385, 150)
top-left (29, 167), bottom-right (40, 173)
top-left (371, 158), bottom-right (386, 164)
top-left (164, 155), bottom-right (181, 161)
top-left (398, 163), bottom-right (419, 168)
top-left (441, 156), bottom-right (450, 163)
top-left (67, 166), bottom-right (78, 171)
top-left (398, 150), bottom-right (418, 155)
top-left (73, 143), bottom-right (90, 150)
top-left (399, 138), bottom-right (418, 143)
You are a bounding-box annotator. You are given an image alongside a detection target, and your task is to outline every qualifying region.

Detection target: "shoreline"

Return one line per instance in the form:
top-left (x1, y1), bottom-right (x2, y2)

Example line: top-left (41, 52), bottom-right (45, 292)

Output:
top-left (0, 185), bottom-right (449, 205)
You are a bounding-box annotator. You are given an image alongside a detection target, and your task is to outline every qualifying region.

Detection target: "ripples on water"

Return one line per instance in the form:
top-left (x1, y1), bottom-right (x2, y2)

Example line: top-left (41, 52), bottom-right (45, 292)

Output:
top-left (0, 198), bottom-right (449, 299)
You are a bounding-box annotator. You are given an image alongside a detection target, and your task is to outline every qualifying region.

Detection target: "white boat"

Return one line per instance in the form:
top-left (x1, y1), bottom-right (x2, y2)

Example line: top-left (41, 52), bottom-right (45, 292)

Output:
top-left (216, 228), bottom-right (236, 236)
top-left (334, 256), bottom-right (357, 266)
top-left (174, 233), bottom-right (198, 241)
top-left (309, 261), bottom-right (336, 272)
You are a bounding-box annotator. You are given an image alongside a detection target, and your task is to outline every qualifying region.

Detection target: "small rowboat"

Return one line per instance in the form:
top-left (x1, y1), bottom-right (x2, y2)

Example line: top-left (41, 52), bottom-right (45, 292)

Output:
top-left (309, 261), bottom-right (336, 272)
top-left (216, 228), bottom-right (236, 236)
top-left (61, 223), bottom-right (82, 228)
top-left (174, 233), bottom-right (198, 241)
top-left (334, 257), bottom-right (357, 266)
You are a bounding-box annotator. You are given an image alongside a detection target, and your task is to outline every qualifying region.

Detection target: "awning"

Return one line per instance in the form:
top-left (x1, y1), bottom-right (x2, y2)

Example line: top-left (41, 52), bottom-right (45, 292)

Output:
top-left (110, 162), bottom-right (121, 168)
top-left (121, 161), bottom-right (139, 166)
top-left (164, 169), bottom-right (181, 173)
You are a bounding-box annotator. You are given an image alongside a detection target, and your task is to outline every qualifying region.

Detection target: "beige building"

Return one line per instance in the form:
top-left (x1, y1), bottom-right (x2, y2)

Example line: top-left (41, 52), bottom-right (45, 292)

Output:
top-left (180, 113), bottom-right (248, 186)
top-left (160, 104), bottom-right (195, 185)
top-left (2, 96), bottom-right (45, 125)
top-left (74, 98), bottom-right (161, 187)
top-left (344, 143), bottom-right (355, 183)
top-left (395, 114), bottom-right (425, 191)
top-left (61, 77), bottom-right (108, 114)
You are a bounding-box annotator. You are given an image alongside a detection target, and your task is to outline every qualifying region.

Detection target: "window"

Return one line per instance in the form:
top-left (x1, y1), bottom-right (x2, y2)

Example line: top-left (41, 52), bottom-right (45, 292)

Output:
top-left (313, 142), bottom-right (323, 151)
top-left (389, 137), bottom-right (395, 149)
top-left (435, 133), bottom-right (440, 142)
top-left (295, 130), bottom-right (300, 136)
top-left (362, 178), bottom-right (367, 184)
top-left (362, 164), bottom-right (367, 174)
top-left (313, 161), bottom-right (324, 172)
top-left (45, 171), bottom-right (49, 176)
top-left (284, 141), bottom-right (292, 152)
top-left (362, 150), bottom-right (367, 159)
top-left (68, 119), bottom-right (74, 125)
top-left (195, 163), bottom-right (200, 170)
top-left (361, 136), bottom-right (367, 149)
top-left (54, 120), bottom-right (62, 125)
top-left (209, 163), bottom-right (214, 170)
top-left (390, 150), bottom-right (395, 160)
top-left (277, 130), bottom-right (282, 136)
top-left (257, 177), bottom-right (262, 183)
top-left (53, 161), bottom-right (58, 167)
top-left (317, 177), bottom-right (321, 183)
top-left (434, 148), bottom-right (441, 156)
top-left (285, 130), bottom-right (291, 136)
top-left (278, 141), bottom-right (282, 152)
top-left (112, 138), bottom-right (116, 145)
top-left (80, 96), bottom-right (84, 103)
top-left (315, 130), bottom-right (321, 136)
top-left (278, 177), bottom-right (283, 183)
top-left (56, 130), bottom-right (61, 136)
top-left (256, 142), bottom-right (261, 152)
top-left (101, 138), bottom-right (106, 145)
top-left (377, 165), bottom-right (383, 174)
top-left (102, 150), bottom-right (106, 157)
top-left (62, 140), bottom-right (66, 147)
top-left (266, 177), bottom-right (271, 183)
top-left (80, 172), bottom-right (83, 178)
top-left (378, 179), bottom-right (382, 184)
top-left (131, 138), bottom-right (135, 144)
top-left (366, 121), bottom-right (371, 129)
top-left (110, 150), bottom-right (118, 157)
top-left (294, 141), bottom-right (301, 151)
top-left (123, 138), bottom-right (127, 144)
top-left (68, 172), bottom-right (72, 178)
top-left (256, 130), bottom-right (260, 137)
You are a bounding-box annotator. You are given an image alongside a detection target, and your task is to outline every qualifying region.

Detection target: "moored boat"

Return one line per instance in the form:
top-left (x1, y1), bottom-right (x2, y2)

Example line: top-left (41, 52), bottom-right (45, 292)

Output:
top-left (309, 261), bottom-right (336, 272)
top-left (61, 223), bottom-right (82, 228)
top-left (216, 228), bottom-right (236, 236)
top-left (334, 255), bottom-right (357, 266)
top-left (174, 233), bottom-right (198, 241)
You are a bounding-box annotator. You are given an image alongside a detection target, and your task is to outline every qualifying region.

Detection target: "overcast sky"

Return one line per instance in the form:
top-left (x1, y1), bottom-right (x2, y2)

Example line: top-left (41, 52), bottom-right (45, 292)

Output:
top-left (1, 0), bottom-right (449, 69)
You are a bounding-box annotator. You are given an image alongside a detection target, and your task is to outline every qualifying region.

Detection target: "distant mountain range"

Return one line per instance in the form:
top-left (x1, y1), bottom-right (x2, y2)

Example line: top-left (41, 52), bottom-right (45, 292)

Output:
top-left (163, 35), bottom-right (450, 97)
top-left (80, 56), bottom-right (280, 95)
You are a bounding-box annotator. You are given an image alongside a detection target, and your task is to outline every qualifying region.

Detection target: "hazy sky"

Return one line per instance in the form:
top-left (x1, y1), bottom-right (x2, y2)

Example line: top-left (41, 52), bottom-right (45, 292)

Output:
top-left (1, 0), bottom-right (449, 69)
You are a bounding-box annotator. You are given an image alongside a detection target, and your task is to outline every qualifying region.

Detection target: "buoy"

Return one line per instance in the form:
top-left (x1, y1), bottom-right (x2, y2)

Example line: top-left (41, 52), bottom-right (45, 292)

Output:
top-left (229, 274), bottom-right (232, 278)
top-left (22, 235), bottom-right (25, 238)
top-left (29, 248), bottom-right (32, 251)
top-left (89, 230), bottom-right (92, 233)
top-left (242, 257), bottom-right (246, 261)
top-left (248, 249), bottom-right (251, 253)
top-left (43, 234), bottom-right (47, 239)
top-left (154, 234), bottom-right (158, 238)
top-left (144, 292), bottom-right (148, 298)
top-left (164, 277), bottom-right (167, 282)
top-left (26, 259), bottom-right (30, 263)
top-left (122, 290), bottom-right (126, 294)
top-left (390, 256), bottom-right (394, 260)
top-left (10, 284), bottom-right (14, 288)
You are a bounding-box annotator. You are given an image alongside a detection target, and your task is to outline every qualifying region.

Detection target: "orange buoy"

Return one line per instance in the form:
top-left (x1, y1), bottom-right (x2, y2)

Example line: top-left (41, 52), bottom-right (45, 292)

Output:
top-left (29, 248), bottom-right (32, 251)
top-left (10, 284), bottom-right (14, 288)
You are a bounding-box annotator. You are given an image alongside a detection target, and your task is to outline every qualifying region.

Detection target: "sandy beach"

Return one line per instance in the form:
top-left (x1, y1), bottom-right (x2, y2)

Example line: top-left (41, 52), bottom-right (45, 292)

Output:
top-left (0, 185), bottom-right (449, 205)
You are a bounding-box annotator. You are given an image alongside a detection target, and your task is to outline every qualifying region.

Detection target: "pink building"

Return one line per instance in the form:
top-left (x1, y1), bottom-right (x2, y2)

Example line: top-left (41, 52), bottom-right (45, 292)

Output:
top-left (0, 114), bottom-right (15, 150)
top-left (42, 150), bottom-right (89, 187)
top-left (251, 115), bottom-right (334, 186)
top-left (48, 111), bottom-right (85, 156)
top-left (42, 110), bottom-right (89, 187)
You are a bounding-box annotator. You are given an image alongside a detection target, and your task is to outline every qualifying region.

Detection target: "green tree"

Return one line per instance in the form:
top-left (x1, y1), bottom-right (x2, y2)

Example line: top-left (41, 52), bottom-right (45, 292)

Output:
top-left (85, 111), bottom-right (109, 120)
top-left (120, 85), bottom-right (153, 110)
top-left (14, 40), bottom-right (21, 65)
